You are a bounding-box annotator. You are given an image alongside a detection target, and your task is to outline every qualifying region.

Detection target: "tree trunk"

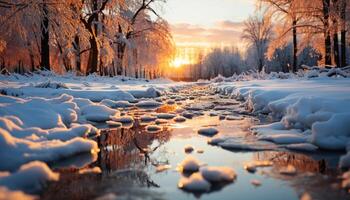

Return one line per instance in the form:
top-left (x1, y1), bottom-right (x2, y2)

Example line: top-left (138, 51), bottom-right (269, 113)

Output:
top-left (87, 37), bottom-right (99, 74)
top-left (40, 2), bottom-right (50, 70)
top-left (73, 35), bottom-right (81, 72)
top-left (332, 0), bottom-right (340, 67)
top-left (340, 0), bottom-right (347, 67)
top-left (323, 0), bottom-right (332, 66)
top-left (292, 20), bottom-right (298, 72)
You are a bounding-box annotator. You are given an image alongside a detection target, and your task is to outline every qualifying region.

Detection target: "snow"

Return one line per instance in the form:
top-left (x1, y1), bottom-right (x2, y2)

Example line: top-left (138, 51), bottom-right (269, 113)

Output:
top-left (145, 125), bottom-right (163, 133)
top-left (81, 104), bottom-right (118, 122)
top-left (200, 166), bottom-right (236, 182)
top-left (0, 187), bottom-right (36, 200)
top-left (0, 128), bottom-right (98, 170)
top-left (174, 116), bottom-right (186, 123)
top-left (178, 156), bottom-right (201, 172)
top-left (110, 116), bottom-right (134, 124)
top-left (285, 143), bottom-right (318, 152)
top-left (198, 127), bottom-right (219, 137)
top-left (140, 115), bottom-right (157, 122)
top-left (156, 113), bottom-right (176, 119)
top-left (214, 77), bottom-right (350, 153)
top-left (0, 161), bottom-right (59, 193)
top-left (135, 100), bottom-right (162, 108)
top-left (0, 72), bottom-right (190, 196)
top-left (178, 172), bottom-right (211, 192)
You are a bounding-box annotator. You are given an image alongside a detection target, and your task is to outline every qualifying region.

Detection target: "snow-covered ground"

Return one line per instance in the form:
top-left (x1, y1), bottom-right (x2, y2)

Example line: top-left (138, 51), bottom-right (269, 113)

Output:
top-left (1, 68), bottom-right (350, 197)
top-left (0, 71), bottom-right (190, 198)
top-left (213, 69), bottom-right (350, 168)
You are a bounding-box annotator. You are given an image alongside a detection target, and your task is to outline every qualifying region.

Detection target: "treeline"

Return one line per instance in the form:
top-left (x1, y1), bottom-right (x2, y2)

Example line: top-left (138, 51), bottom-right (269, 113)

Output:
top-left (245, 0), bottom-right (349, 72)
top-left (0, 0), bottom-right (174, 78)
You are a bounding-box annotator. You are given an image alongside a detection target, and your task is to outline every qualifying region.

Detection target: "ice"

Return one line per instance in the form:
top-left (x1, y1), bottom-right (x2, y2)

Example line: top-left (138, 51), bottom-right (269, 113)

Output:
top-left (174, 116), bottom-right (186, 123)
top-left (198, 127), bottom-right (219, 137)
top-left (135, 100), bottom-right (162, 108)
top-left (128, 87), bottom-right (161, 98)
top-left (200, 166), bottom-right (236, 182)
top-left (110, 116), bottom-right (134, 124)
top-left (225, 115), bottom-right (244, 120)
top-left (156, 113), bottom-right (176, 119)
top-left (145, 125), bottom-right (163, 133)
top-left (140, 115), bottom-right (157, 122)
top-left (0, 128), bottom-right (98, 170)
top-left (258, 133), bottom-right (308, 144)
top-left (0, 161), bottom-right (59, 193)
top-left (101, 100), bottom-right (133, 108)
top-left (106, 121), bottom-right (122, 128)
top-left (285, 143), bottom-right (318, 152)
top-left (178, 172), bottom-right (211, 192)
top-left (178, 156), bottom-right (201, 172)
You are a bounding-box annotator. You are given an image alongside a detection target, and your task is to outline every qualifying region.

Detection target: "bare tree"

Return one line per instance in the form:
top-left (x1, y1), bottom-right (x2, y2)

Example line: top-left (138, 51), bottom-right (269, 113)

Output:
top-left (242, 13), bottom-right (273, 72)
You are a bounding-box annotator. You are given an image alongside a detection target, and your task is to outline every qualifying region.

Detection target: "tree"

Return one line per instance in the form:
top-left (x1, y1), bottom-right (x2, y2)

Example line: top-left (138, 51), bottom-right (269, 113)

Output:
top-left (260, 0), bottom-right (303, 72)
top-left (242, 13), bottom-right (273, 72)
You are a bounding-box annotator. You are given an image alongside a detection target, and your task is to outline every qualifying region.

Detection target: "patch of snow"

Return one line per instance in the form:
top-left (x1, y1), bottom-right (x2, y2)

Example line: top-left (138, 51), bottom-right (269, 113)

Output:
top-left (178, 172), bottom-right (210, 192)
top-left (178, 156), bottom-right (201, 172)
top-left (198, 127), bottom-right (219, 137)
top-left (200, 166), bottom-right (236, 182)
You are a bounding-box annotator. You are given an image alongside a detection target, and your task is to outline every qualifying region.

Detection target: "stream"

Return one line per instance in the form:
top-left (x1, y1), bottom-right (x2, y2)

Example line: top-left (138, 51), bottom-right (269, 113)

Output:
top-left (41, 86), bottom-right (349, 200)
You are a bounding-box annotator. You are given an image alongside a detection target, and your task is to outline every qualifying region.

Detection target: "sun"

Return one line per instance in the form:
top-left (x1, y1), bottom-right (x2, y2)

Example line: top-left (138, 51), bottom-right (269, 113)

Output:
top-left (170, 57), bottom-right (190, 68)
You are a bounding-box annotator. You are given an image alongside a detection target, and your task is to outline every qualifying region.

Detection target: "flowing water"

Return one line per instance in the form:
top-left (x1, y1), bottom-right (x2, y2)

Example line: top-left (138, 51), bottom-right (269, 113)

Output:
top-left (41, 86), bottom-right (349, 200)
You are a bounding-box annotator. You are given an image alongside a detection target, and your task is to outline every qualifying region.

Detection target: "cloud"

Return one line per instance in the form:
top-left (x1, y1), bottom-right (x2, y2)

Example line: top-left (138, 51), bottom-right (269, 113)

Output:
top-left (170, 21), bottom-right (245, 47)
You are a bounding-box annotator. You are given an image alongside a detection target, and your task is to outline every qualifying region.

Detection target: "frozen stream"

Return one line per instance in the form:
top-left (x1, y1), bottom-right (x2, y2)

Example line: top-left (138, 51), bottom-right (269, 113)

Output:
top-left (41, 86), bottom-right (349, 200)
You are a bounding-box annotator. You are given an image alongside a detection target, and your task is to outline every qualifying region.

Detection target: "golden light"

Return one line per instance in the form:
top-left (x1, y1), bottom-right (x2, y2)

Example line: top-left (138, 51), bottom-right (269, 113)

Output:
top-left (170, 57), bottom-right (191, 68)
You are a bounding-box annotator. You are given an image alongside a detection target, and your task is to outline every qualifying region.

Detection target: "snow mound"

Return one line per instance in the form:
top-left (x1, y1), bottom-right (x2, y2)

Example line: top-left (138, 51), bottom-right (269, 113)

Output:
top-left (178, 172), bottom-right (210, 192)
top-left (101, 100), bottom-right (133, 108)
top-left (156, 113), bottom-right (176, 120)
top-left (0, 161), bottom-right (59, 193)
top-left (200, 166), bottom-right (236, 182)
top-left (135, 100), bottom-right (162, 108)
top-left (198, 127), bottom-right (218, 137)
top-left (128, 87), bottom-right (161, 98)
top-left (178, 156), bottom-right (201, 172)
top-left (111, 116), bottom-right (134, 124)
top-left (140, 115), bottom-right (157, 123)
top-left (174, 116), bottom-right (186, 123)
top-left (145, 125), bottom-right (163, 133)
top-left (81, 104), bottom-right (118, 122)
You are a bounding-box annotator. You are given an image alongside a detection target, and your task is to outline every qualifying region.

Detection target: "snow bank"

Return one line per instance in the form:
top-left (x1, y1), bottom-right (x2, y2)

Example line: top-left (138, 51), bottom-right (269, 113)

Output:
top-left (178, 156), bottom-right (201, 172)
top-left (0, 128), bottom-right (98, 170)
top-left (178, 173), bottom-right (210, 192)
top-left (214, 77), bottom-right (350, 153)
top-left (0, 161), bottom-right (59, 193)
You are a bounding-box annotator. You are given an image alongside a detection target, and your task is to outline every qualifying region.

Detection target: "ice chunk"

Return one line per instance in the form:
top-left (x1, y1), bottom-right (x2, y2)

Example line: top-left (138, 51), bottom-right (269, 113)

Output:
top-left (200, 166), bottom-right (236, 182)
top-left (198, 127), bottom-right (218, 137)
top-left (106, 121), bottom-right (122, 128)
top-left (258, 133), bottom-right (307, 144)
top-left (251, 179), bottom-right (261, 187)
top-left (140, 115), bottom-right (157, 123)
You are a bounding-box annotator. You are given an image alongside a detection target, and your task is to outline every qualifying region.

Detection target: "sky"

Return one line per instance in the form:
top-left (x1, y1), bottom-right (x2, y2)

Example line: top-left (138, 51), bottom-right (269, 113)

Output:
top-left (163, 0), bottom-right (256, 48)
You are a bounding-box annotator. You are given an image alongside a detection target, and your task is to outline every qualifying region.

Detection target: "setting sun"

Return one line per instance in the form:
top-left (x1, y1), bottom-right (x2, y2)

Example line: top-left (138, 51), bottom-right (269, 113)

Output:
top-left (170, 57), bottom-right (191, 68)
